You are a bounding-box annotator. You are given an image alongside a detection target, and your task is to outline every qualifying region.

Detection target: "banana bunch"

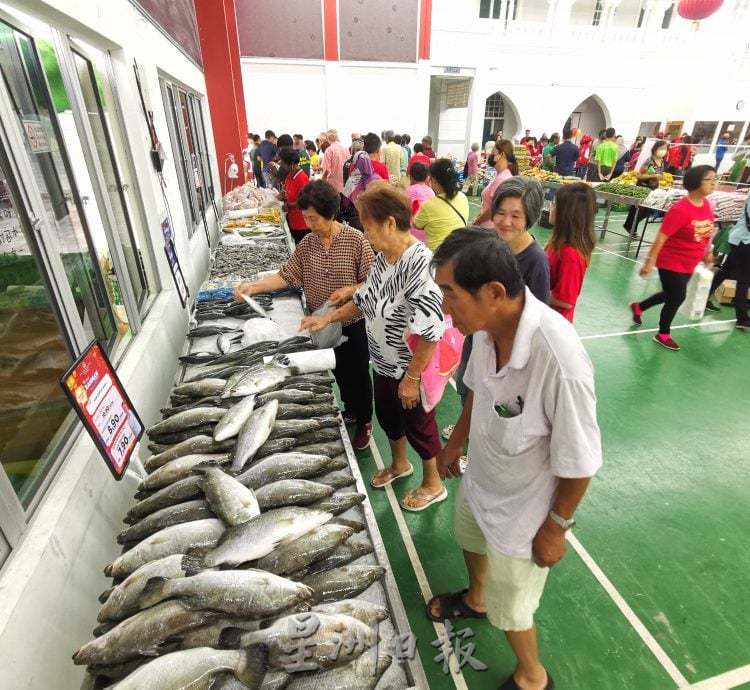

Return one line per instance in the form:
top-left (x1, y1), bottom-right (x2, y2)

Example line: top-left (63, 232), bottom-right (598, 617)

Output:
top-left (659, 172), bottom-right (674, 189)
top-left (615, 172), bottom-right (638, 185)
top-left (524, 168), bottom-right (561, 182)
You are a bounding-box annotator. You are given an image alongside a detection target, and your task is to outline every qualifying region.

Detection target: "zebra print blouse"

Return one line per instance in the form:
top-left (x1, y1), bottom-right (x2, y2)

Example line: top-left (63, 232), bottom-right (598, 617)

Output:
top-left (353, 242), bottom-right (445, 379)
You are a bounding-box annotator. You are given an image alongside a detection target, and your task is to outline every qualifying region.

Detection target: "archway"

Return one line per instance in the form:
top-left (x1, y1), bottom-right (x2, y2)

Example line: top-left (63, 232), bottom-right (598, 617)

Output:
top-left (568, 95), bottom-right (610, 140)
top-left (483, 91), bottom-right (521, 144)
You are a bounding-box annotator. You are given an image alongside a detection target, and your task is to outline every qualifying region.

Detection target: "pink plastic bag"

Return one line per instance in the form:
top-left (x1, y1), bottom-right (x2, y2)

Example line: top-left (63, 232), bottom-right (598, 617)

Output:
top-left (406, 316), bottom-right (464, 413)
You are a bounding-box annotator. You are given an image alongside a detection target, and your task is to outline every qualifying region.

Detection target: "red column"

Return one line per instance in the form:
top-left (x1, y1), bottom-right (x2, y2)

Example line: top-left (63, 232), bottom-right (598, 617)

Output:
top-left (323, 0), bottom-right (339, 61)
top-left (194, 0), bottom-right (247, 187)
top-left (419, 0), bottom-right (432, 60)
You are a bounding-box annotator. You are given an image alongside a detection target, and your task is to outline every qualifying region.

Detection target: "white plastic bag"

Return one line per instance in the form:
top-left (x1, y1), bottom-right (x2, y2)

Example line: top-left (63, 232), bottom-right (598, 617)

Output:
top-left (309, 303), bottom-right (345, 349)
top-left (680, 264), bottom-right (714, 320)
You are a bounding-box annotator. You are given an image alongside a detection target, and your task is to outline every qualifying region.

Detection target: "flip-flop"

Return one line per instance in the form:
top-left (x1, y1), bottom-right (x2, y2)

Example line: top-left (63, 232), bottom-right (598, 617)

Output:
top-left (425, 588), bottom-right (487, 622)
top-left (400, 486), bottom-right (448, 512)
top-left (370, 464), bottom-right (413, 488)
top-left (498, 672), bottom-right (555, 690)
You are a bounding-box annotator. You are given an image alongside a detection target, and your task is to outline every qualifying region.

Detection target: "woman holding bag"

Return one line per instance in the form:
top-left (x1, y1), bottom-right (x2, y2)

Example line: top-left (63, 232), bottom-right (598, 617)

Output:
top-left (302, 183), bottom-right (448, 512)
top-left (630, 165), bottom-right (717, 351)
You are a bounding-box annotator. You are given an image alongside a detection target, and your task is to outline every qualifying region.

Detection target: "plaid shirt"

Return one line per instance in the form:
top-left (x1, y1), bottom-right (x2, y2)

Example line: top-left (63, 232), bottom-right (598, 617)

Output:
top-left (279, 225), bottom-right (375, 324)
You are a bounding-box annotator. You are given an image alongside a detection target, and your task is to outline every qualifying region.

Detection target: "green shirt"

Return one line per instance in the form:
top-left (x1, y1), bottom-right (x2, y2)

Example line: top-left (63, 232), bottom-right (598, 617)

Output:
top-left (298, 151), bottom-right (311, 176)
top-left (541, 144), bottom-right (556, 171)
top-left (595, 140), bottom-right (618, 168)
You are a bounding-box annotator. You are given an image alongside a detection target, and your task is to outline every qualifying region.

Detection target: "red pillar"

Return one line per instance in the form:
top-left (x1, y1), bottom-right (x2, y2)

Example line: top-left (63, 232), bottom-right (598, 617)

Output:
top-left (323, 0), bottom-right (339, 61)
top-left (194, 0), bottom-right (247, 188)
top-left (419, 0), bottom-right (432, 60)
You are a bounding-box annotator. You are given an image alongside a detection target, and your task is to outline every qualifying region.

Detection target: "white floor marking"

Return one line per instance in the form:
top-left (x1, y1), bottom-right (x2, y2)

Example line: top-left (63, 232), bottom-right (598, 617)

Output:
top-left (368, 439), bottom-right (469, 690)
top-left (596, 246), bottom-right (643, 264)
top-left (686, 664), bottom-right (750, 689)
top-left (581, 319), bottom-right (737, 341)
top-left (567, 533), bottom-right (690, 687)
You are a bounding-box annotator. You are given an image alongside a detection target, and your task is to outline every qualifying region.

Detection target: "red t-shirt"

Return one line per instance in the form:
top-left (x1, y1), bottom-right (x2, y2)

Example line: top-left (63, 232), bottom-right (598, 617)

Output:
top-left (547, 244), bottom-right (588, 323)
top-left (284, 169), bottom-right (310, 230)
top-left (407, 153), bottom-right (431, 174)
top-left (371, 160), bottom-right (390, 181)
top-left (656, 197), bottom-right (714, 274)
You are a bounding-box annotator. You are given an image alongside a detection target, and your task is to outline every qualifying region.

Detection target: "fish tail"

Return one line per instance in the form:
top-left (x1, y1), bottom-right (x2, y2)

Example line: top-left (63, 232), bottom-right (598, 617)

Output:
top-left (137, 576), bottom-right (170, 609)
top-left (103, 563), bottom-right (113, 578)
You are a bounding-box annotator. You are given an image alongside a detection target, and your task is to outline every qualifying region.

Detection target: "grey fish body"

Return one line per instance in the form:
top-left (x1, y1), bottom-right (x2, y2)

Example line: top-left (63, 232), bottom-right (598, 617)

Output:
top-left (268, 418), bottom-right (320, 440)
top-left (292, 442), bottom-right (346, 462)
top-left (330, 517), bottom-right (365, 533)
top-left (147, 407), bottom-right (227, 437)
top-left (254, 479), bottom-right (335, 511)
top-left (187, 325), bottom-right (237, 337)
top-left (223, 365), bottom-right (289, 399)
top-left (314, 470), bottom-right (356, 491)
top-left (217, 333), bottom-right (232, 354)
top-left (255, 523), bottom-right (353, 576)
top-left (199, 467), bottom-right (260, 526)
top-left (275, 403), bottom-right (339, 420)
top-left (237, 454), bottom-right (333, 490)
top-left (254, 437), bottom-right (297, 460)
top-left (147, 424), bottom-right (217, 447)
top-left (145, 436), bottom-right (234, 471)
top-left (178, 618), bottom-right (265, 650)
top-left (118, 500), bottom-right (214, 545)
top-left (213, 394), bottom-right (257, 442)
top-left (301, 565), bottom-right (386, 603)
top-left (107, 519), bottom-right (226, 578)
top-left (310, 492), bottom-right (366, 516)
top-left (160, 396), bottom-right (229, 418)
top-left (293, 427), bottom-right (341, 445)
top-left (126, 476), bottom-right (204, 523)
top-left (140, 454), bottom-right (229, 491)
top-left (231, 398), bottom-right (279, 472)
top-left (281, 374), bottom-right (333, 387)
top-left (311, 599), bottom-right (390, 625)
top-left (173, 379), bottom-right (228, 398)
top-left (301, 540), bottom-right (375, 577)
top-left (256, 388), bottom-right (315, 406)
top-left (284, 652), bottom-right (393, 690)
top-left (97, 554), bottom-right (188, 623)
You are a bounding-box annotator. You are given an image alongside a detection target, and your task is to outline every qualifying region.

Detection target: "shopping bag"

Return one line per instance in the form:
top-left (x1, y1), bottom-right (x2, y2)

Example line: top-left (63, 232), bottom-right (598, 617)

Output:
top-left (680, 264), bottom-right (714, 320)
top-left (405, 316), bottom-right (464, 413)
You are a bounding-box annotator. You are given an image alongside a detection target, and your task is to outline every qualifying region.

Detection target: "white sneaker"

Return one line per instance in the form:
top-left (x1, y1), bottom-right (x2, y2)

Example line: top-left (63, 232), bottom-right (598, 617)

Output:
top-left (441, 424), bottom-right (455, 440)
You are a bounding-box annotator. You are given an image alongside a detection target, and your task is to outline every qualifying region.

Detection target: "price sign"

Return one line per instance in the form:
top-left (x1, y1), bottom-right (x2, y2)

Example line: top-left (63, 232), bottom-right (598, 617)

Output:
top-left (60, 341), bottom-right (143, 479)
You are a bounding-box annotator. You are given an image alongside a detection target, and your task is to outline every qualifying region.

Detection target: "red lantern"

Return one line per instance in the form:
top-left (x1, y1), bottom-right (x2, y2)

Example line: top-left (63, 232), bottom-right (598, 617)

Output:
top-left (676, 0), bottom-right (724, 21)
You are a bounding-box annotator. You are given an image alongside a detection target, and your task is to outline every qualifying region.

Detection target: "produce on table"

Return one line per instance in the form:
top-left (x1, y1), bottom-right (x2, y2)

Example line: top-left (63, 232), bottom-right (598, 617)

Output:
top-left (594, 182), bottom-right (651, 198)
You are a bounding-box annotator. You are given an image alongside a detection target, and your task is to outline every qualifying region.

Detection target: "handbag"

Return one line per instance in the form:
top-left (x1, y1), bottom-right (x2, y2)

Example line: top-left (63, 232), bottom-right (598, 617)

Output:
top-left (405, 315), bottom-right (464, 413)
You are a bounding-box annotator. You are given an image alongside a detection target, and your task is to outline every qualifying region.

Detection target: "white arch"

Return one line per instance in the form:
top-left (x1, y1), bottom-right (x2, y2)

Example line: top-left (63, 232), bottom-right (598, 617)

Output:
top-left (482, 90), bottom-right (523, 141)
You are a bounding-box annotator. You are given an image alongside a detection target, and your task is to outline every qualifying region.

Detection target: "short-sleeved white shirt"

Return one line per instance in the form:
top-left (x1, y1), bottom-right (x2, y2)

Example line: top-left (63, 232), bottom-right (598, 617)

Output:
top-left (462, 289), bottom-right (602, 559)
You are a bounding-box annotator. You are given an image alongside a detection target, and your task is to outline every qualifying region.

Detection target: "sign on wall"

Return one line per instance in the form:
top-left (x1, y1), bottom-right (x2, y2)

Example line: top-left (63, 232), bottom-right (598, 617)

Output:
top-left (21, 119), bottom-right (50, 154)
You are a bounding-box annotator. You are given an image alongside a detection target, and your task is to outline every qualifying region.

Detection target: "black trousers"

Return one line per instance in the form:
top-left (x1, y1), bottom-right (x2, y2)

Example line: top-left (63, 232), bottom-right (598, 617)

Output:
top-left (639, 268), bottom-right (691, 335)
top-left (332, 319), bottom-right (373, 425)
top-left (710, 242), bottom-right (750, 322)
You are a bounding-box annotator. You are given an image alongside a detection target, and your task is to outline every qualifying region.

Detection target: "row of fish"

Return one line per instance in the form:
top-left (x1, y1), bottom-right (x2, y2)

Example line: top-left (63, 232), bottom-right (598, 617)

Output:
top-left (209, 242), bottom-right (291, 280)
top-left (74, 284), bottom-right (406, 689)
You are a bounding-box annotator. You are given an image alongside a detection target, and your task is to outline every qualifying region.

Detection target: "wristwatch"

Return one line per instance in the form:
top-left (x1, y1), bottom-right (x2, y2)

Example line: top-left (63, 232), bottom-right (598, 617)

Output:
top-left (549, 510), bottom-right (576, 531)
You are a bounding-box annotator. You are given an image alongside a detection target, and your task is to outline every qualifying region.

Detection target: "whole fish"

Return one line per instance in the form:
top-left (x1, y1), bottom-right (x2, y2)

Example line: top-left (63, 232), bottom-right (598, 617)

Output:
top-left (293, 427), bottom-right (341, 446)
top-left (172, 379), bottom-right (228, 398)
top-left (97, 554), bottom-right (190, 623)
top-left (214, 395), bottom-right (257, 442)
top-left (254, 437), bottom-right (297, 460)
top-left (236, 454), bottom-right (333, 490)
top-left (193, 508), bottom-right (331, 568)
top-left (301, 540), bottom-right (375, 577)
top-left (301, 566), bottom-right (386, 603)
top-left (160, 396), bottom-right (228, 418)
top-left (106, 519), bottom-right (225, 579)
top-left (268, 418), bottom-right (320, 440)
top-left (276, 340), bottom-right (317, 354)
top-left (279, 382), bottom-right (331, 395)
top-left (199, 467), bottom-right (260, 526)
top-left (293, 441), bottom-right (346, 459)
top-left (311, 599), bottom-right (390, 625)
top-left (178, 618), bottom-right (264, 650)
top-left (87, 658), bottom-right (145, 682)
top-left (276, 403), bottom-right (339, 420)
top-left (139, 453), bottom-right (229, 491)
top-left (108, 647), bottom-right (262, 689)
top-left (187, 325), bottom-right (237, 337)
top-left (186, 364), bottom-right (251, 382)
top-left (223, 365), bottom-right (291, 399)
top-left (117, 500), bottom-right (214, 545)
top-left (282, 374), bottom-right (333, 387)
top-left (217, 333), bottom-right (232, 354)
top-left (145, 436), bottom-right (234, 471)
top-left (255, 523), bottom-right (353, 576)
top-left (313, 415), bottom-right (341, 429)
top-left (256, 388), bottom-right (316, 406)
top-left (314, 470), bottom-right (357, 491)
top-left (254, 479), bottom-right (334, 511)
top-left (147, 407), bottom-right (227, 437)
top-left (138, 569), bottom-right (315, 618)
top-left (231, 398), bottom-right (279, 472)
top-left (72, 601), bottom-right (218, 666)
top-left (310, 492), bottom-right (366, 516)
top-left (330, 517), bottom-right (365, 533)
top-left (147, 424), bottom-right (217, 446)
top-left (178, 352), bottom-right (218, 365)
top-left (284, 653), bottom-right (393, 690)
top-left (125, 476), bottom-right (203, 524)
top-left (327, 454), bottom-right (350, 471)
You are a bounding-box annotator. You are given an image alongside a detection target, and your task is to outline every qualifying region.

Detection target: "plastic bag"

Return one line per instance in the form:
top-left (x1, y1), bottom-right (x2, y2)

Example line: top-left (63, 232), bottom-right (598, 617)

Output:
top-left (680, 264), bottom-right (714, 320)
top-left (309, 303), bottom-right (345, 349)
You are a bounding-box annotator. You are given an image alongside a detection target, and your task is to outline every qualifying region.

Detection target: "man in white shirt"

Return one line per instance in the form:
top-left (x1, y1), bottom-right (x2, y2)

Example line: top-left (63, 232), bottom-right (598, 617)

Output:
top-left (429, 228), bottom-right (602, 690)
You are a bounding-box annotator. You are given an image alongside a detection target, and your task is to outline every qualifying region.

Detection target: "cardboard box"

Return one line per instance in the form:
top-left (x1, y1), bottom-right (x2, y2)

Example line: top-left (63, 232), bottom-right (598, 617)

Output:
top-left (714, 279), bottom-right (750, 304)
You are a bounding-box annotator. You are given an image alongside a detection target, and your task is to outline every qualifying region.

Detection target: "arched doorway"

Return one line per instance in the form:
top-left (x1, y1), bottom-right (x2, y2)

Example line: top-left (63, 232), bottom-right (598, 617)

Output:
top-left (568, 95), bottom-right (610, 140)
top-left (483, 91), bottom-right (520, 143)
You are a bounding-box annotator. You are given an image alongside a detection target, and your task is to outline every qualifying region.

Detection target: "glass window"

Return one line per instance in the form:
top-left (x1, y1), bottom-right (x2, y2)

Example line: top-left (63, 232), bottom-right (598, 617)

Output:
top-left (691, 121), bottom-right (719, 146)
top-left (187, 93), bottom-right (215, 212)
top-left (178, 89), bottom-right (207, 218)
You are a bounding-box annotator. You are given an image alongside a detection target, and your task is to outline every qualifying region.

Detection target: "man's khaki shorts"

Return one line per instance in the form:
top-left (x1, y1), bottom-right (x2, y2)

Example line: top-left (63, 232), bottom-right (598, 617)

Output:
top-left (454, 482), bottom-right (549, 631)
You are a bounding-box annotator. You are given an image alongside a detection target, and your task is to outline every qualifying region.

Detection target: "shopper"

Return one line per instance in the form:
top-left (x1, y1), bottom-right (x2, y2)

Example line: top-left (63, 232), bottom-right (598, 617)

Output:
top-left (611, 135), bottom-right (631, 178)
top-left (472, 139), bottom-right (517, 228)
top-left (665, 135), bottom-right (693, 176)
top-left (429, 228), bottom-right (601, 690)
top-left (342, 145), bottom-right (382, 204)
top-left (248, 134), bottom-right (262, 185)
top-left (407, 142), bottom-right (431, 175)
top-left (363, 132), bottom-right (390, 181)
top-left (292, 134), bottom-right (305, 152)
top-left (715, 132), bottom-right (730, 171)
top-left (421, 135), bottom-right (436, 159)
top-left (541, 133), bottom-right (559, 172)
top-left (402, 133), bottom-right (412, 159)
top-left (549, 127), bottom-right (580, 176)
top-left (406, 162), bottom-right (435, 243)
top-left (235, 180), bottom-right (375, 449)
top-left (704, 194), bottom-right (750, 329)
top-left (275, 148), bottom-right (311, 244)
top-left (382, 130), bottom-right (402, 179)
top-left (631, 165), bottom-right (717, 350)
top-left (576, 134), bottom-right (593, 179)
top-left (595, 127), bottom-right (618, 182)
top-left (321, 129), bottom-right (350, 194)
top-left (257, 130), bottom-right (278, 189)
top-left (623, 139), bottom-right (668, 238)
top-left (520, 128), bottom-right (531, 145)
top-left (546, 182), bottom-right (597, 322)
top-left (587, 129), bottom-right (607, 180)
top-left (301, 184), bottom-right (447, 512)
top-left (413, 158), bottom-right (469, 251)
top-left (395, 134), bottom-right (408, 181)
top-left (462, 143), bottom-right (481, 196)
top-left (305, 140), bottom-right (321, 172)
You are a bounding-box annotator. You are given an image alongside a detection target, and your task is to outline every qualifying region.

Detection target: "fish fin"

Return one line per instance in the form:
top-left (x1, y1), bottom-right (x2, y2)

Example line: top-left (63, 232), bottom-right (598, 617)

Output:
top-left (235, 643), bottom-right (269, 690)
top-left (103, 563), bottom-right (113, 577)
top-left (218, 627), bottom-right (246, 650)
top-left (137, 577), bottom-right (169, 609)
top-left (97, 586), bottom-right (114, 604)
top-left (182, 551), bottom-right (207, 576)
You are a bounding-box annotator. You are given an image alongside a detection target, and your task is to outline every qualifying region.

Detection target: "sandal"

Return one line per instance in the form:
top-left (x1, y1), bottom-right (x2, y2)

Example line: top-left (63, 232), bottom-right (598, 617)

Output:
top-left (426, 588), bottom-right (487, 622)
top-left (370, 464), bottom-right (413, 488)
top-left (400, 486), bottom-right (448, 512)
top-left (498, 672), bottom-right (555, 690)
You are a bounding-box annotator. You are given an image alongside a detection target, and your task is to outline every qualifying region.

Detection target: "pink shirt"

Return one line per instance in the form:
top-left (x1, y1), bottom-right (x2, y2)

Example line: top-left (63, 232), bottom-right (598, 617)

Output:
top-left (406, 183), bottom-right (436, 242)
top-left (467, 150), bottom-right (478, 176)
top-left (322, 141), bottom-right (350, 194)
top-left (479, 168), bottom-right (512, 228)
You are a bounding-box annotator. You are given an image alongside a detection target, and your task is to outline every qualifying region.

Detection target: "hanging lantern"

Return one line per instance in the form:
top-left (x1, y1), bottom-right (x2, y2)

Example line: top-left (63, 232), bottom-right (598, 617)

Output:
top-left (676, 0), bottom-right (724, 30)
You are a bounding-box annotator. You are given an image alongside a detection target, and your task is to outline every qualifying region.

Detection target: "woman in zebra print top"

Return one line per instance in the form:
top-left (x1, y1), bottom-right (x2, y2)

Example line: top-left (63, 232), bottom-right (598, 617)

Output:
top-left (302, 183), bottom-right (448, 512)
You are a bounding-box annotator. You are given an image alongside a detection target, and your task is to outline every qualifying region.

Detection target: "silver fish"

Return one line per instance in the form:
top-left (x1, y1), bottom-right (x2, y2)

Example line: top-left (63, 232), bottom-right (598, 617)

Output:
top-left (139, 454), bottom-right (229, 491)
top-left (256, 388), bottom-right (316, 406)
top-left (72, 601), bottom-right (217, 666)
top-left (138, 569), bottom-right (315, 618)
top-left (231, 398), bottom-right (279, 472)
top-left (301, 540), bottom-right (375, 577)
top-left (254, 479), bottom-right (335, 511)
top-left (311, 599), bottom-right (390, 625)
top-left (309, 492), bottom-right (366, 516)
top-left (293, 427), bottom-right (341, 446)
top-left (255, 437), bottom-right (297, 459)
top-left (97, 554), bottom-right (189, 623)
top-left (255, 523), bottom-right (353, 576)
top-left (222, 365), bottom-right (290, 399)
top-left (196, 508), bottom-right (332, 568)
top-left (125, 476), bottom-right (203, 524)
top-left (314, 470), bottom-right (356, 491)
top-left (301, 565), bottom-right (386, 603)
top-left (178, 618), bottom-right (265, 650)
top-left (268, 418), bottom-right (320, 440)
top-left (284, 652), bottom-right (393, 690)
top-left (145, 436), bottom-right (234, 472)
top-left (172, 379), bottom-right (228, 398)
top-left (199, 467), bottom-right (260, 526)
top-left (217, 333), bottom-right (232, 354)
top-left (106, 519), bottom-right (225, 579)
top-left (117, 500), bottom-right (214, 545)
top-left (146, 407), bottom-right (226, 437)
top-left (213, 395), bottom-right (256, 442)
top-left (276, 403), bottom-right (339, 420)
top-left (236, 454), bottom-right (333, 491)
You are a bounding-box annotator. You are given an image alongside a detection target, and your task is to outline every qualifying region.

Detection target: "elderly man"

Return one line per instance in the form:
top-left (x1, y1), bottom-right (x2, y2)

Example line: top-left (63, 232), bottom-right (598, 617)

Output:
top-left (381, 130), bottom-right (403, 179)
top-left (428, 228), bottom-right (602, 690)
top-left (321, 129), bottom-right (350, 194)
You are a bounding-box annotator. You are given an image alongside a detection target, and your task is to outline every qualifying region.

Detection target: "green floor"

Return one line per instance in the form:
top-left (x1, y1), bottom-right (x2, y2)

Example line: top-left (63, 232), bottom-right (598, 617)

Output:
top-left (348, 201), bottom-right (750, 689)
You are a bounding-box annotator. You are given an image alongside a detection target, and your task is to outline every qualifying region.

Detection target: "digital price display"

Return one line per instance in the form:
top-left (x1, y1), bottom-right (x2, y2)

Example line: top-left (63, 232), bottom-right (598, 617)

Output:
top-left (60, 341), bottom-right (144, 479)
